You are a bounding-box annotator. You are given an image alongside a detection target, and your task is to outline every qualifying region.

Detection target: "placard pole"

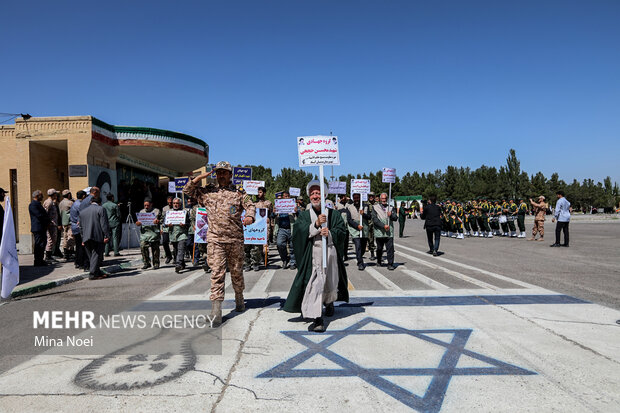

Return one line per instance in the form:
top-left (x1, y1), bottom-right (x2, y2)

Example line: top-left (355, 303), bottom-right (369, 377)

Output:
top-left (319, 165), bottom-right (327, 269)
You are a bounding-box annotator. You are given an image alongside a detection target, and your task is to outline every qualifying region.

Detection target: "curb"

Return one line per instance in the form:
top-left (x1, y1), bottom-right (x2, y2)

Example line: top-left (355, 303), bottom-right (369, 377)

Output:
top-left (9, 259), bottom-right (143, 299)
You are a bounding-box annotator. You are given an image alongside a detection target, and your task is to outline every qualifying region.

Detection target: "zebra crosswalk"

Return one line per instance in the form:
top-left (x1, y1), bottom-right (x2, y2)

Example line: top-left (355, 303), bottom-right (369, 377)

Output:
top-left (150, 243), bottom-right (552, 302)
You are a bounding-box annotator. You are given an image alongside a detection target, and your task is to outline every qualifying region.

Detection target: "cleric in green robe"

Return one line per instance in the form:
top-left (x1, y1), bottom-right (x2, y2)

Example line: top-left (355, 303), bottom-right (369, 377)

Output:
top-left (283, 180), bottom-right (349, 332)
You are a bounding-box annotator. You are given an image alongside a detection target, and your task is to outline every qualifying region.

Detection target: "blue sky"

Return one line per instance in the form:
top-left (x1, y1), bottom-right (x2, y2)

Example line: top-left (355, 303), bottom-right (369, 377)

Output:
top-left (2, 0), bottom-right (619, 184)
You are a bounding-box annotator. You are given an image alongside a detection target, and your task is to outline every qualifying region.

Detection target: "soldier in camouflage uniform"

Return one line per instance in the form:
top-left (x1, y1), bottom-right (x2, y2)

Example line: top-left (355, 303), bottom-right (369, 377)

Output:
top-left (366, 192), bottom-right (376, 260)
top-left (244, 186), bottom-right (272, 271)
top-left (184, 161), bottom-right (256, 326)
top-left (136, 199), bottom-right (161, 269)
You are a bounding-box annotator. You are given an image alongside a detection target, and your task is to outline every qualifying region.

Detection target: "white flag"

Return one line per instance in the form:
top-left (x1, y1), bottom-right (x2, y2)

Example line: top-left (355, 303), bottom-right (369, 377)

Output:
top-left (1, 196), bottom-right (19, 298)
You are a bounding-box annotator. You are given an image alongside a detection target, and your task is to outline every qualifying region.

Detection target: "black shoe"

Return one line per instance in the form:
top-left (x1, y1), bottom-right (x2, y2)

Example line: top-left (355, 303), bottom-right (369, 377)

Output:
top-left (175, 265), bottom-right (182, 273)
top-left (165, 257), bottom-right (172, 264)
top-left (358, 264), bottom-right (365, 271)
top-left (432, 251), bottom-right (438, 257)
top-left (387, 264), bottom-right (395, 271)
top-left (308, 317), bottom-right (325, 333)
top-left (549, 243), bottom-right (561, 247)
top-left (325, 303), bottom-right (334, 317)
top-left (289, 263), bottom-right (297, 270)
top-left (142, 263), bottom-right (151, 270)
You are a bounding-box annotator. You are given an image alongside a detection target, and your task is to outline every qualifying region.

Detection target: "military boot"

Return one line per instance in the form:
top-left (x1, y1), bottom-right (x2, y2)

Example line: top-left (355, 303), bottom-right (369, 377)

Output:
top-left (210, 300), bottom-right (222, 327)
top-left (235, 293), bottom-right (245, 312)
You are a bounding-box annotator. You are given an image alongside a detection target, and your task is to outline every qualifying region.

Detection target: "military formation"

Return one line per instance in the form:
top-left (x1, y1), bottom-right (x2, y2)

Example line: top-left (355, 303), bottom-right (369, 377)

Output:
top-left (437, 197), bottom-right (530, 239)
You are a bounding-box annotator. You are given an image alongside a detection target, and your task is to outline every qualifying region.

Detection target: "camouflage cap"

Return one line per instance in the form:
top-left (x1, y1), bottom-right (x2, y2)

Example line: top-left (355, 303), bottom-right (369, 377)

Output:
top-left (214, 161), bottom-right (233, 172)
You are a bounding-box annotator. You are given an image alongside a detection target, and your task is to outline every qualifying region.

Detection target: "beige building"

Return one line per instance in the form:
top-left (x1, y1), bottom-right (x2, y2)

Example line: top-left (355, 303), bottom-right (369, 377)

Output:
top-left (0, 116), bottom-right (208, 253)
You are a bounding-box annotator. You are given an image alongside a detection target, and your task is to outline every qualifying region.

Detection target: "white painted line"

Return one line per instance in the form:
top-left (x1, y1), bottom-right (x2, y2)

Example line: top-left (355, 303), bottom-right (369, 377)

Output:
top-left (399, 267), bottom-right (450, 290)
top-left (152, 294), bottom-right (209, 301)
top-left (395, 243), bottom-right (543, 290)
top-left (250, 269), bottom-right (276, 294)
top-left (395, 250), bottom-right (497, 290)
top-left (150, 271), bottom-right (204, 300)
top-left (364, 266), bottom-right (404, 291)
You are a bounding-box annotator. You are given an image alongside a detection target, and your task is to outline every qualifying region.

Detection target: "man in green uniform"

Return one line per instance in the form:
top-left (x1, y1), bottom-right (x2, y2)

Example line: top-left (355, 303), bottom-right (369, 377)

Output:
top-left (102, 193), bottom-right (121, 257)
top-left (168, 197), bottom-right (189, 273)
top-left (136, 198), bottom-right (161, 269)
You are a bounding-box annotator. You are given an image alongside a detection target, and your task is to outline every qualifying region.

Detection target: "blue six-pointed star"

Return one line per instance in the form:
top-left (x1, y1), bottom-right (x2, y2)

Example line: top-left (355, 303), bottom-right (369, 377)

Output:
top-left (258, 317), bottom-right (536, 412)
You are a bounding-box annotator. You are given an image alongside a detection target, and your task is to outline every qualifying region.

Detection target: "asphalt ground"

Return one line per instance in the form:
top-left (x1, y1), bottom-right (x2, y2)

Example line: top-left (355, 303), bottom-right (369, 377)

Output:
top-left (0, 216), bottom-right (618, 412)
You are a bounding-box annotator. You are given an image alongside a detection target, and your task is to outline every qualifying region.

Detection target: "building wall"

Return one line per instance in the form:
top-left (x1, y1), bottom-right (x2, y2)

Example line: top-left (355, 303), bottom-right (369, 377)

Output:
top-left (11, 117), bottom-right (93, 253)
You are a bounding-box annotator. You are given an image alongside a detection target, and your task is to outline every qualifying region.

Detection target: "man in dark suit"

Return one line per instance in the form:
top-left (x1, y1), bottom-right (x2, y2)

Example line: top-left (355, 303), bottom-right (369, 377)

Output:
top-left (421, 195), bottom-right (443, 256)
top-left (79, 194), bottom-right (110, 279)
top-left (29, 190), bottom-right (50, 266)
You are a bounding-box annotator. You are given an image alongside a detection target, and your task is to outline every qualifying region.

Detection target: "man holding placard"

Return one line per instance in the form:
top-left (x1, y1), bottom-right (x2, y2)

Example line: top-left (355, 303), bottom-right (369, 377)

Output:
top-left (184, 161), bottom-right (256, 326)
top-left (273, 190), bottom-right (297, 270)
top-left (136, 198), bottom-right (161, 270)
top-left (283, 180), bottom-right (349, 332)
top-left (167, 197), bottom-right (189, 273)
top-left (371, 193), bottom-right (398, 270)
top-left (244, 186), bottom-right (272, 271)
top-left (345, 193), bottom-right (372, 270)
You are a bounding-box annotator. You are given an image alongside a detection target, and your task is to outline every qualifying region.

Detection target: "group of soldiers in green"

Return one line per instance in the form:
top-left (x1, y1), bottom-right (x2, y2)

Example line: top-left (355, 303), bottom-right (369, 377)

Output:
top-left (438, 197), bottom-right (530, 239)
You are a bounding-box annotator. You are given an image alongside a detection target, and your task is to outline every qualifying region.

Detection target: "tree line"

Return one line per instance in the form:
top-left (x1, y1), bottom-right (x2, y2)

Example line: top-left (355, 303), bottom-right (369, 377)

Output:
top-left (242, 149), bottom-right (619, 211)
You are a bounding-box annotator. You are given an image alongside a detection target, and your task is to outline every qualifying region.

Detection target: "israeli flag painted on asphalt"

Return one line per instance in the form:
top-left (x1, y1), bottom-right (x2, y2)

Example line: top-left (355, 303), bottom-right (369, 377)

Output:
top-left (1, 196), bottom-right (19, 299)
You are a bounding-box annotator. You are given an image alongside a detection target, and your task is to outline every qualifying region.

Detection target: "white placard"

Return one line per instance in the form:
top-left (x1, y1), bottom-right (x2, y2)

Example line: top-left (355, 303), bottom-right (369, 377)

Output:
top-left (243, 180), bottom-right (265, 195)
top-left (136, 212), bottom-right (157, 226)
top-left (297, 136), bottom-right (340, 167)
top-left (351, 179), bottom-right (371, 195)
top-left (165, 210), bottom-right (187, 225)
top-left (244, 208), bottom-right (268, 245)
top-left (289, 187), bottom-right (301, 197)
top-left (382, 167), bottom-right (396, 183)
top-left (275, 198), bottom-right (296, 214)
top-left (328, 181), bottom-right (347, 194)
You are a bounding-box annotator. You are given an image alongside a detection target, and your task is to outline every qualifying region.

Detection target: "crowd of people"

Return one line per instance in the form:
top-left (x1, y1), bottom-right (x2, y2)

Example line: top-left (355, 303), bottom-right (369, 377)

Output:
top-left (25, 161), bottom-right (572, 332)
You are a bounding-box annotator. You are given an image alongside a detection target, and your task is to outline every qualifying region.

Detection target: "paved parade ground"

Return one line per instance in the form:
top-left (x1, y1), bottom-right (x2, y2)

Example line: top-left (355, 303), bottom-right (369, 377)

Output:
top-left (1, 217), bottom-right (619, 412)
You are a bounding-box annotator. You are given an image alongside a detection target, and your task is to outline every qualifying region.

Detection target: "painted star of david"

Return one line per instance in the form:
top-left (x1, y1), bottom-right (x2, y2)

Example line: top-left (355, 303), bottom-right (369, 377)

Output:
top-left (258, 317), bottom-right (535, 412)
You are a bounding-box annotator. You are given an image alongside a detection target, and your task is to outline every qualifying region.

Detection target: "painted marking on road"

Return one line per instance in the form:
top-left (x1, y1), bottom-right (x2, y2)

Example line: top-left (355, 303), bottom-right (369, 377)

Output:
top-left (396, 244), bottom-right (542, 290)
top-left (399, 267), bottom-right (450, 290)
top-left (258, 317), bottom-right (536, 413)
top-left (365, 266), bottom-right (404, 291)
top-left (150, 271), bottom-right (204, 300)
top-left (250, 269), bottom-right (276, 294)
top-left (395, 250), bottom-right (497, 290)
